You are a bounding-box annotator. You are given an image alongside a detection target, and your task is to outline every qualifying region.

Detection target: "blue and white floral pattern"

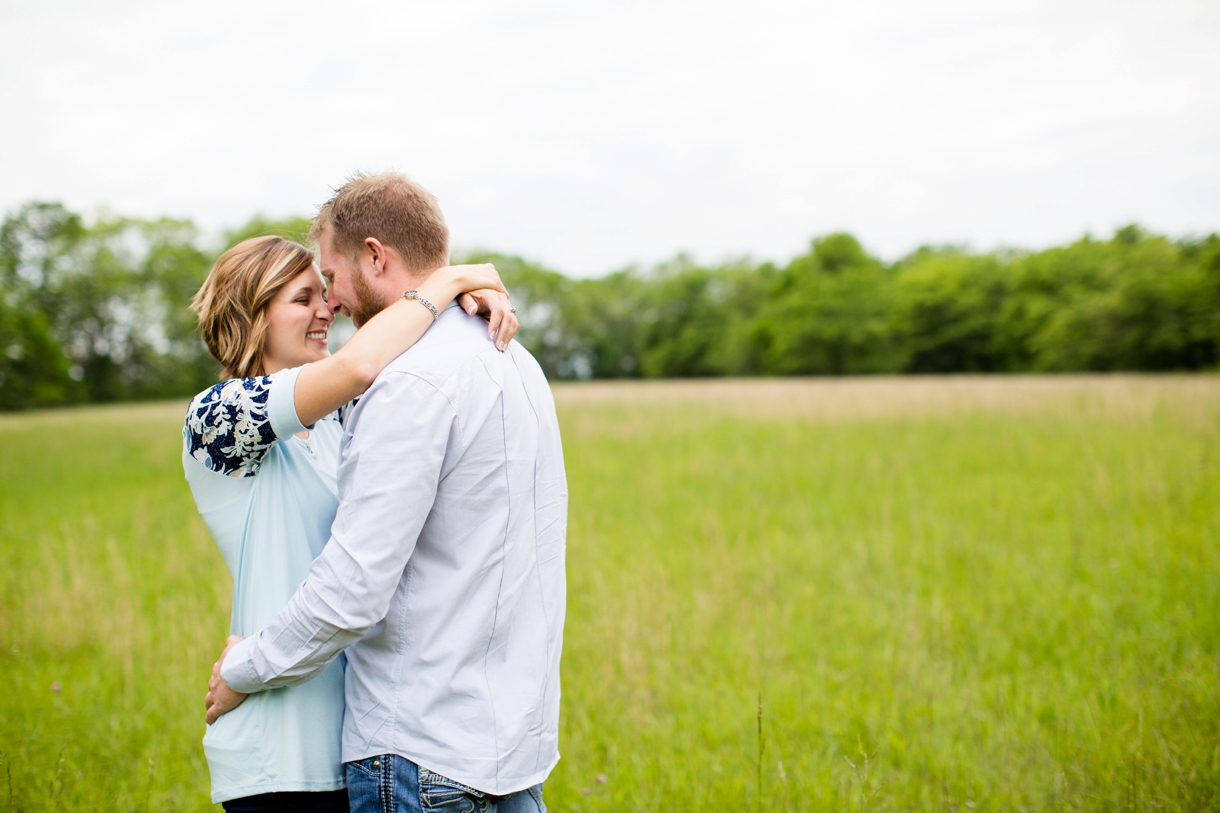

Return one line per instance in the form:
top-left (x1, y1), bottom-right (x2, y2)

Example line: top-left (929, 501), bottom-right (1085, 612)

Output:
top-left (184, 376), bottom-right (280, 477)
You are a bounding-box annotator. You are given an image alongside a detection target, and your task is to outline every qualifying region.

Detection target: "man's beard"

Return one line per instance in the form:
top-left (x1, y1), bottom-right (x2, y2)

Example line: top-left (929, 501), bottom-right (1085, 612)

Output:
top-left (349, 264), bottom-right (394, 327)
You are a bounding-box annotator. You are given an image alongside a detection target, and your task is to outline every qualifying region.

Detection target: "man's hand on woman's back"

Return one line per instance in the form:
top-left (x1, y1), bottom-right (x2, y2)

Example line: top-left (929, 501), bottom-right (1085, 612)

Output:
top-left (205, 635), bottom-right (249, 725)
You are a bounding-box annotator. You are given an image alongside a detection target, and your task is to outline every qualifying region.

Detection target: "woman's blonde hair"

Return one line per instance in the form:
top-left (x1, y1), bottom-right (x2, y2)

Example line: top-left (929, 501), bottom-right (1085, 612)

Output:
top-left (191, 236), bottom-right (316, 379)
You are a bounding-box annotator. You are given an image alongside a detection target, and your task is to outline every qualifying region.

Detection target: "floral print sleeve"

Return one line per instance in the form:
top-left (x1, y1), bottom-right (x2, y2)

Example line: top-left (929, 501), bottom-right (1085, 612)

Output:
top-left (184, 377), bottom-right (281, 477)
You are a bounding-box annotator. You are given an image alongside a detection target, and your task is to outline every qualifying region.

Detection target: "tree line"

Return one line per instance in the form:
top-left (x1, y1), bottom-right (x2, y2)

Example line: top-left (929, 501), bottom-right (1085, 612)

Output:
top-left (2, 201), bottom-right (1217, 410)
top-left (470, 225), bottom-right (1220, 380)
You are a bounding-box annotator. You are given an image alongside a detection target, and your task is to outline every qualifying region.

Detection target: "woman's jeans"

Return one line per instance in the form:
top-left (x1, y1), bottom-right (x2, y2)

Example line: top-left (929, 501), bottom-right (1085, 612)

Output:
top-left (346, 754), bottom-right (545, 813)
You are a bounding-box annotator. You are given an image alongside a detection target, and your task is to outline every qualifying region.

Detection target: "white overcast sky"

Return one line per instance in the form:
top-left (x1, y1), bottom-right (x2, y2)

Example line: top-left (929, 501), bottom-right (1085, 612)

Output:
top-left (2, 0), bottom-right (1217, 275)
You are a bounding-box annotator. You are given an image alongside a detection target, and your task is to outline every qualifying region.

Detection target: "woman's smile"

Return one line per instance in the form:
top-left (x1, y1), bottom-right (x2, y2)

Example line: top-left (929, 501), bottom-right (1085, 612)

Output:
top-left (262, 266), bottom-right (335, 373)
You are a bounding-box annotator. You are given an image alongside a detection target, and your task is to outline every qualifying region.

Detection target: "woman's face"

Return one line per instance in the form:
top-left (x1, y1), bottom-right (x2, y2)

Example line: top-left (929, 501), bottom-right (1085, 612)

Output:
top-left (261, 266), bottom-right (334, 375)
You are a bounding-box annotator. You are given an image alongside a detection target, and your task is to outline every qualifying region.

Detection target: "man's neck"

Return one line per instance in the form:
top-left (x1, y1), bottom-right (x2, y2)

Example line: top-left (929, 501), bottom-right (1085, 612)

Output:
top-left (383, 267), bottom-right (437, 297)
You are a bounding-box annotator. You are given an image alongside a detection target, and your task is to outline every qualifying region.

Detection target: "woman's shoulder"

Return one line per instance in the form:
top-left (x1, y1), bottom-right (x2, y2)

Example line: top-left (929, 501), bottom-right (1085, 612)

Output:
top-left (187, 376), bottom-right (277, 414)
top-left (183, 376), bottom-right (279, 478)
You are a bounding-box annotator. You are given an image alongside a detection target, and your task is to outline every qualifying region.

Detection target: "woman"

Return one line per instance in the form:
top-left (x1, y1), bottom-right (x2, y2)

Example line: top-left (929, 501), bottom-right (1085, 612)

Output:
top-left (182, 235), bottom-right (516, 812)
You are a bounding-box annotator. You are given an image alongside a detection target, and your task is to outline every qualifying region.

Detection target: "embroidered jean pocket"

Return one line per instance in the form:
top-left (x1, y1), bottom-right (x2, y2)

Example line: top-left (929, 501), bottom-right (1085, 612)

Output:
top-left (418, 767), bottom-right (489, 812)
top-left (346, 756), bottom-right (383, 779)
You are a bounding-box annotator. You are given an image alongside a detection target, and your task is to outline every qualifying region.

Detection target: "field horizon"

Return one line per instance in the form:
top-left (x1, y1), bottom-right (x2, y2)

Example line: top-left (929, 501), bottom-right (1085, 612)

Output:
top-left (2, 375), bottom-right (1217, 810)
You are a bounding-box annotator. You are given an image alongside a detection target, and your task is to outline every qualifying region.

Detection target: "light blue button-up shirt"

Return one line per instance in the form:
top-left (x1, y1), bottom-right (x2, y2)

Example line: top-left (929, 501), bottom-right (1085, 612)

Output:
top-left (222, 304), bottom-right (568, 796)
top-left (183, 365), bottom-right (347, 804)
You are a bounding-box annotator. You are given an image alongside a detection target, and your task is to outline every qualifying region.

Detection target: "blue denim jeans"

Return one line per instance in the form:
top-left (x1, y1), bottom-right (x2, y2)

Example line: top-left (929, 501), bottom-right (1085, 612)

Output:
top-left (345, 755), bottom-right (545, 813)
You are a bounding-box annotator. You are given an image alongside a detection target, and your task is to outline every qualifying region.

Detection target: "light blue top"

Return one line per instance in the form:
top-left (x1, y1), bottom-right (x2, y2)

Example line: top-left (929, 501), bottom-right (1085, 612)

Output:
top-left (182, 365), bottom-right (346, 804)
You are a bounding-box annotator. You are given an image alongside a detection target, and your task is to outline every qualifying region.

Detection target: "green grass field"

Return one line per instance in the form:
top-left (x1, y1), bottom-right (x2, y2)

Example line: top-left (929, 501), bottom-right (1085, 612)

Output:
top-left (1, 376), bottom-right (1218, 811)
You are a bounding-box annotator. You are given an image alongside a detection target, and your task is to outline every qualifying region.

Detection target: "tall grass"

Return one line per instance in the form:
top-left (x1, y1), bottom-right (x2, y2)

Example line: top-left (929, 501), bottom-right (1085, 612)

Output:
top-left (2, 377), bottom-right (1218, 811)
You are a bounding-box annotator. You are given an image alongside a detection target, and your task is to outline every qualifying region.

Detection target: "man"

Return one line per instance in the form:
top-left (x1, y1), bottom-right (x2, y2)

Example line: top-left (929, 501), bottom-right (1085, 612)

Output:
top-left (205, 172), bottom-right (567, 813)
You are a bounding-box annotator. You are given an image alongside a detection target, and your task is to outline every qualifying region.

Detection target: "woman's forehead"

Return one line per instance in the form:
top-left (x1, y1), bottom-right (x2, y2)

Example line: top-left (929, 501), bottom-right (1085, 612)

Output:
top-left (279, 266), bottom-right (325, 297)
top-left (296, 265), bottom-right (325, 286)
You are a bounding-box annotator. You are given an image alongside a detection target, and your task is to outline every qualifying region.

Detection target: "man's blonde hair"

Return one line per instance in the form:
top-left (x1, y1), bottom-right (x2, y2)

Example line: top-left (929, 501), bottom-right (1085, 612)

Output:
top-left (309, 171), bottom-right (449, 273)
top-left (190, 236), bottom-right (316, 379)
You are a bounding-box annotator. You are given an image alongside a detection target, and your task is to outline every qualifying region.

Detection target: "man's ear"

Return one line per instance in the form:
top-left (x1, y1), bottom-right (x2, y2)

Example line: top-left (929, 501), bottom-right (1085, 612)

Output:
top-left (364, 237), bottom-right (387, 276)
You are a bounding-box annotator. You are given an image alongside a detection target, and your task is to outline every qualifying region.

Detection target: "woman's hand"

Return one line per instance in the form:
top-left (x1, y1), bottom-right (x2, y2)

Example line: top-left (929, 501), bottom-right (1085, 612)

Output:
top-left (458, 289), bottom-right (519, 351)
top-left (424, 263), bottom-right (517, 350)
top-left (443, 262), bottom-right (507, 296)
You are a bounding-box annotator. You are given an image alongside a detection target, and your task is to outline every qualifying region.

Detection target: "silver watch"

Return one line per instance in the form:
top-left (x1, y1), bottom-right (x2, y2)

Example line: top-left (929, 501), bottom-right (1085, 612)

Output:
top-left (402, 290), bottom-right (438, 321)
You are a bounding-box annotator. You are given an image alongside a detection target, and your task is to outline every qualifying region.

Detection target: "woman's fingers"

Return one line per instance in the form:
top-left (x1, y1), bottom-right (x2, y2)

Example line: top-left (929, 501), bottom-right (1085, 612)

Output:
top-left (455, 289), bottom-right (518, 350)
top-left (477, 289), bottom-right (516, 350)
top-left (498, 307), bottom-right (519, 347)
top-left (487, 300), bottom-right (505, 345)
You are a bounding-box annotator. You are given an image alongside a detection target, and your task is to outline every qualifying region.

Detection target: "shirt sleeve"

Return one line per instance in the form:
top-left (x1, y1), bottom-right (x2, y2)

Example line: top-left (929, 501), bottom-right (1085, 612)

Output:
top-left (221, 370), bottom-right (456, 693)
top-left (183, 366), bottom-right (309, 478)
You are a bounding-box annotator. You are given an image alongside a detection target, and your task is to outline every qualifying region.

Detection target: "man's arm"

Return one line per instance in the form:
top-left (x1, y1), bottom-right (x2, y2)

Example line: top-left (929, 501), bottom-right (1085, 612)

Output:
top-left (214, 371), bottom-right (456, 703)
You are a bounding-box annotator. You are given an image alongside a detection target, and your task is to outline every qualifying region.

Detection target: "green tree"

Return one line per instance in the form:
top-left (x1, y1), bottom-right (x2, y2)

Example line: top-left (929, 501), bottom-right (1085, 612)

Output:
top-left (635, 257), bottom-right (728, 377)
top-left (892, 250), bottom-right (1008, 373)
top-left (0, 203), bottom-right (220, 407)
top-left (0, 202), bottom-right (89, 406)
top-left (752, 233), bottom-right (900, 375)
top-left (1000, 228), bottom-right (1218, 371)
top-left (3, 200), bottom-right (1218, 407)
top-left (0, 297), bottom-right (77, 409)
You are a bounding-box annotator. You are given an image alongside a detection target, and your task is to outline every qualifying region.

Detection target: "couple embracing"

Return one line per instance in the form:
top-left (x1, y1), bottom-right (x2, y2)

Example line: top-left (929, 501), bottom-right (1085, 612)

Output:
top-left (183, 172), bottom-right (566, 813)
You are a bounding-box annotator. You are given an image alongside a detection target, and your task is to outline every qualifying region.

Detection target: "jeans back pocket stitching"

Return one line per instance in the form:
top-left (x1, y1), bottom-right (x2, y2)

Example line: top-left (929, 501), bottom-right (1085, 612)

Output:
top-left (418, 768), bottom-right (486, 799)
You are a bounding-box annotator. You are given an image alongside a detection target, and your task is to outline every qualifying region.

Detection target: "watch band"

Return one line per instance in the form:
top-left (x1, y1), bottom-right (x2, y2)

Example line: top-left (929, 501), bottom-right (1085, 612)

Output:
top-left (401, 290), bottom-right (439, 321)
